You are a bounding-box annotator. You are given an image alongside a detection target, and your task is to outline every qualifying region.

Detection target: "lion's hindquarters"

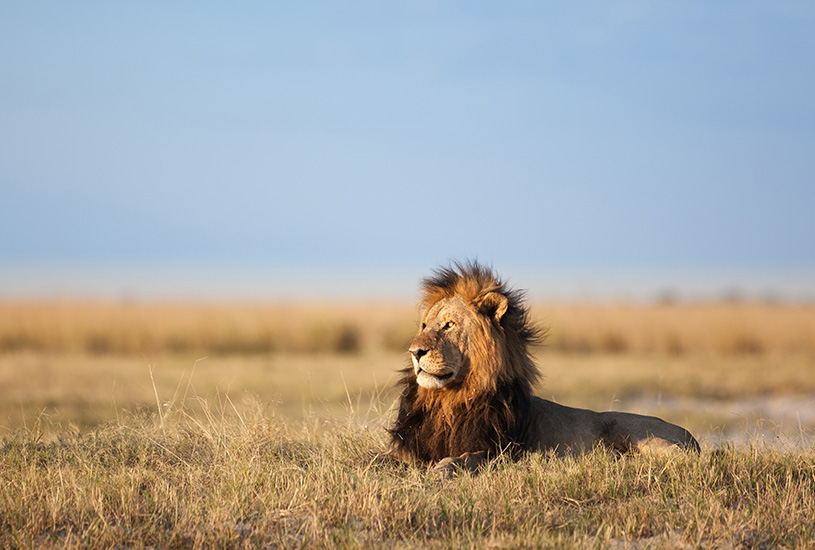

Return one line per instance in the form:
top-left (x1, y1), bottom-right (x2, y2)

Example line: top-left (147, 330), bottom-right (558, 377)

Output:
top-left (526, 398), bottom-right (700, 455)
top-left (599, 411), bottom-right (701, 454)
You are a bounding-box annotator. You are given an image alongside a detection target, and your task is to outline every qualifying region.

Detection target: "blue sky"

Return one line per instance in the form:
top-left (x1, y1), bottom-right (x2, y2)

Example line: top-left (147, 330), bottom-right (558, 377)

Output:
top-left (2, 2), bottom-right (814, 298)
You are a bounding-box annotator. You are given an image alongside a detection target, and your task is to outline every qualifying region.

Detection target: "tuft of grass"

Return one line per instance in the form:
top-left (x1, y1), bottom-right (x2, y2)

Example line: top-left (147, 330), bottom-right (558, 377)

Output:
top-left (2, 401), bottom-right (814, 549)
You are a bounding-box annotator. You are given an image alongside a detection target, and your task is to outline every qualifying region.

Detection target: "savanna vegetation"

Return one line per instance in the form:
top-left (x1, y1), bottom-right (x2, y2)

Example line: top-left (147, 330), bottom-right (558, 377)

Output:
top-left (1, 299), bottom-right (814, 548)
top-left (3, 401), bottom-right (815, 549)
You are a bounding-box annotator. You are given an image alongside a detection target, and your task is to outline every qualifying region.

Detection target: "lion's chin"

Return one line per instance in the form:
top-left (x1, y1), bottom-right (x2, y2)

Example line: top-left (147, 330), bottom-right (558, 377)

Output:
top-left (415, 369), bottom-right (455, 389)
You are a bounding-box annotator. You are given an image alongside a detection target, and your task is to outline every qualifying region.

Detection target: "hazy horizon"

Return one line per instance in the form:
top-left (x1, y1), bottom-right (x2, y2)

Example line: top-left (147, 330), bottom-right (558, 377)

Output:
top-left (2, 261), bottom-right (813, 303)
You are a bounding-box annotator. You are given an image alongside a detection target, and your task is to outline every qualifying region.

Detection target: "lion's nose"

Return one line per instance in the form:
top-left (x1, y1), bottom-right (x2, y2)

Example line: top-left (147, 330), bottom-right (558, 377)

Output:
top-left (410, 347), bottom-right (428, 361)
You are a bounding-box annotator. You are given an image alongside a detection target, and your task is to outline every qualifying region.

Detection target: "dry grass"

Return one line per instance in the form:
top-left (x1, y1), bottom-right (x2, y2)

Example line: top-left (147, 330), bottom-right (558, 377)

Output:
top-left (2, 299), bottom-right (814, 357)
top-left (3, 299), bottom-right (815, 547)
top-left (2, 299), bottom-right (815, 440)
top-left (4, 349), bottom-right (815, 443)
top-left (534, 301), bottom-right (815, 356)
top-left (0, 300), bottom-right (418, 356)
top-left (0, 351), bottom-right (404, 433)
top-left (2, 401), bottom-right (814, 549)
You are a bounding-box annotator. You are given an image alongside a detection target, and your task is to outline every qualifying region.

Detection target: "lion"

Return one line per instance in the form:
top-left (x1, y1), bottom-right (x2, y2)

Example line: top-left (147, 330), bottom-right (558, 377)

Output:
top-left (387, 262), bottom-right (700, 475)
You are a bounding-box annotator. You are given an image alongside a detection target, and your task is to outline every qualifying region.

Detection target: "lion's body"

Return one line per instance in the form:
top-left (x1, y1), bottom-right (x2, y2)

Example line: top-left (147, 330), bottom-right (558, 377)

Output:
top-left (527, 397), bottom-right (699, 455)
top-left (388, 262), bottom-right (699, 474)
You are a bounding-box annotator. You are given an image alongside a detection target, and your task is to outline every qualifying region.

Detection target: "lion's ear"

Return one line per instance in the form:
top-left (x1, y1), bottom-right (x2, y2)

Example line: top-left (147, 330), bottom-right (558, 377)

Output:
top-left (477, 292), bottom-right (508, 323)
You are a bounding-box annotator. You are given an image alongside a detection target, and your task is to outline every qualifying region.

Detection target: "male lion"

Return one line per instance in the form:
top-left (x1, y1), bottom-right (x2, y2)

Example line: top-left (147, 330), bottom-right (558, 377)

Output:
top-left (387, 262), bottom-right (699, 475)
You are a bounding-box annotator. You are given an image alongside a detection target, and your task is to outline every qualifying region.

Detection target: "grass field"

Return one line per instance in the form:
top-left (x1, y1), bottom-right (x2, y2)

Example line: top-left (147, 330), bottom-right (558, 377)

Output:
top-left (2, 299), bottom-right (814, 439)
top-left (3, 400), bottom-right (815, 549)
top-left (2, 299), bottom-right (814, 548)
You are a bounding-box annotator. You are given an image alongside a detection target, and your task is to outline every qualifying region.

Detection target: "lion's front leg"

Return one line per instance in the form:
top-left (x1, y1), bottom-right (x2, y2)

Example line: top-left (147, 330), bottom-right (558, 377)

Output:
top-left (433, 451), bottom-right (488, 478)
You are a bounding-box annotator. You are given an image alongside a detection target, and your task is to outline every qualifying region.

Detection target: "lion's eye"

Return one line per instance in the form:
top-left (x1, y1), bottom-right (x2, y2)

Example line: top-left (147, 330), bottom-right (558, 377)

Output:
top-left (443, 321), bottom-right (455, 330)
top-left (420, 322), bottom-right (427, 330)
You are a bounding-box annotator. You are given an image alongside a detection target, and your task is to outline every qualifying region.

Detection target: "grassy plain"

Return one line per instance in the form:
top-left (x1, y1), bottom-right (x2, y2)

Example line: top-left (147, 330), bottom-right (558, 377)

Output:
top-left (2, 299), bottom-right (814, 437)
top-left (1, 299), bottom-right (815, 548)
top-left (3, 401), bottom-right (815, 549)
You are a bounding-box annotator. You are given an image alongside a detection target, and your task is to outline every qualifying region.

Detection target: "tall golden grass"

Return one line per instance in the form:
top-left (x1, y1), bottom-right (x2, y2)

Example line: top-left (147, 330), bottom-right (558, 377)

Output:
top-left (2, 400), bottom-right (814, 549)
top-left (0, 300), bottom-right (417, 356)
top-left (3, 300), bottom-right (815, 547)
top-left (2, 299), bottom-right (814, 437)
top-left (2, 299), bottom-right (814, 356)
top-left (537, 302), bottom-right (815, 356)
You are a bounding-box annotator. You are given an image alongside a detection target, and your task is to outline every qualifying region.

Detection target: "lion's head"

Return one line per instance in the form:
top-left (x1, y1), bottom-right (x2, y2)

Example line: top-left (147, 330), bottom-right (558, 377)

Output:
top-left (389, 261), bottom-right (544, 462)
top-left (409, 261), bottom-right (542, 396)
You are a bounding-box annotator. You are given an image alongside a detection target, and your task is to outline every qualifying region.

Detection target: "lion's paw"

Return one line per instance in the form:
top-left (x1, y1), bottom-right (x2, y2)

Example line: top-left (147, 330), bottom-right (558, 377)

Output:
top-left (432, 457), bottom-right (461, 479)
top-left (432, 451), bottom-right (488, 479)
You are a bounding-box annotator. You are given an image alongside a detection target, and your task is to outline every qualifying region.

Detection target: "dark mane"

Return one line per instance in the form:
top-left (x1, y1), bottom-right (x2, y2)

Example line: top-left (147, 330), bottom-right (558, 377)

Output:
top-left (388, 261), bottom-right (544, 463)
top-left (388, 369), bottom-right (532, 462)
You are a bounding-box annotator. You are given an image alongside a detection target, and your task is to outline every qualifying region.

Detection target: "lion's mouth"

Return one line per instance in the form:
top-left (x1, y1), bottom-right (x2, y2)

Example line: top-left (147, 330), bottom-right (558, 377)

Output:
top-left (415, 365), bottom-right (457, 389)
top-left (420, 368), bottom-right (453, 381)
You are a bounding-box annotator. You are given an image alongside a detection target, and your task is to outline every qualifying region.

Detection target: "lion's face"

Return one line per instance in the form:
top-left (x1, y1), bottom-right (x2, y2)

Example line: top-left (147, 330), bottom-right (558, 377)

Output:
top-left (409, 296), bottom-right (473, 389)
top-left (409, 294), bottom-right (506, 390)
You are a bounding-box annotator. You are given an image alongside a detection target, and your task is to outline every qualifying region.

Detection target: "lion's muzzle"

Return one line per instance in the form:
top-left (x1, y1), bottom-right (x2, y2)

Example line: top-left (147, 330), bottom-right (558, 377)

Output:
top-left (410, 348), bottom-right (456, 389)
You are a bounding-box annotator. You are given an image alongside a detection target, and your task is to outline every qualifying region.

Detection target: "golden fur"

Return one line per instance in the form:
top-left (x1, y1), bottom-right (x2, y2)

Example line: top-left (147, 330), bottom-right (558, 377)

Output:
top-left (388, 262), bottom-right (699, 475)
